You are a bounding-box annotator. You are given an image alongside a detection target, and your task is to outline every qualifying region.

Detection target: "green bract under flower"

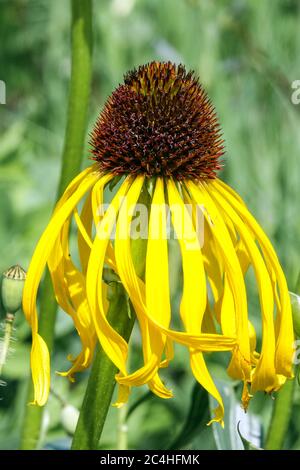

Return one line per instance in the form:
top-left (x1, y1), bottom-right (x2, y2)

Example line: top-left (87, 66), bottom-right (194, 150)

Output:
top-left (91, 61), bottom-right (224, 180)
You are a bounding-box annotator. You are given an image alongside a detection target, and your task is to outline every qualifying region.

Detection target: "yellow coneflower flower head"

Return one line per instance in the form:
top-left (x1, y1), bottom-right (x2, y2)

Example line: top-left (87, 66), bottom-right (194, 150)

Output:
top-left (23, 62), bottom-right (294, 425)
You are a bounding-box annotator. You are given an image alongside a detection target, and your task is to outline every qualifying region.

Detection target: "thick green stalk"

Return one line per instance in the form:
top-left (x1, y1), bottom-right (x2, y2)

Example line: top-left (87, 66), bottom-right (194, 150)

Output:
top-left (72, 186), bottom-right (150, 450)
top-left (265, 378), bottom-right (295, 450)
top-left (71, 285), bottom-right (135, 450)
top-left (56, 0), bottom-right (93, 197)
top-left (20, 0), bottom-right (93, 450)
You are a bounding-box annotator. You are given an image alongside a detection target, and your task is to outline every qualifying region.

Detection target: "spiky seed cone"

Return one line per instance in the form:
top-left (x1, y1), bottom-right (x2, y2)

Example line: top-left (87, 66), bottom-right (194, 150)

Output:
top-left (91, 61), bottom-right (224, 180)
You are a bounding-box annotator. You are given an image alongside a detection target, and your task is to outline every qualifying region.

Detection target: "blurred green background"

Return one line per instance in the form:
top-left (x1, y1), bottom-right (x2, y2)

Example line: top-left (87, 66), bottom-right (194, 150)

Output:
top-left (0, 0), bottom-right (300, 450)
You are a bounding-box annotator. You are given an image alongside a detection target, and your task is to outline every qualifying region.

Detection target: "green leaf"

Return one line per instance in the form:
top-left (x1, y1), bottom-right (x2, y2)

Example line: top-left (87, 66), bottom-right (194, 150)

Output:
top-left (209, 380), bottom-right (262, 450)
top-left (167, 381), bottom-right (210, 449)
top-left (126, 391), bottom-right (154, 421)
top-left (237, 422), bottom-right (262, 450)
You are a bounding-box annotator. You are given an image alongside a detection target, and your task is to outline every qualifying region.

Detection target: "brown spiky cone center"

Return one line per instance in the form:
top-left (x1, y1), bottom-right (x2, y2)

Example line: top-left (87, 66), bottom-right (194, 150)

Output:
top-left (91, 61), bottom-right (224, 180)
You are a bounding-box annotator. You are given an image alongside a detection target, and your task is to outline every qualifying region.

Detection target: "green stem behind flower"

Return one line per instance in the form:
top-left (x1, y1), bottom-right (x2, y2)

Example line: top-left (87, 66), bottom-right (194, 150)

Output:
top-left (20, 0), bottom-right (93, 450)
top-left (71, 284), bottom-right (135, 450)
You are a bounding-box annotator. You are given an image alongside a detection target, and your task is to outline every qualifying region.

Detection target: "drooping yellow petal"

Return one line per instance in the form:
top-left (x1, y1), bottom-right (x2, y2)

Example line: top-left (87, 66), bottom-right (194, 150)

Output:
top-left (160, 338), bottom-right (175, 368)
top-left (48, 228), bottom-right (96, 380)
top-left (213, 179), bottom-right (294, 379)
top-left (116, 238), bottom-right (237, 350)
top-left (23, 171), bottom-right (102, 326)
top-left (113, 384), bottom-right (131, 409)
top-left (202, 224), bottom-right (224, 325)
top-left (183, 186), bottom-right (222, 326)
top-left (116, 355), bottom-right (159, 386)
top-left (234, 240), bottom-right (257, 362)
top-left (88, 180), bottom-right (236, 364)
top-left (49, 180), bottom-right (115, 380)
top-left (54, 165), bottom-right (99, 213)
top-left (145, 178), bottom-right (173, 397)
top-left (60, 224), bottom-right (97, 376)
top-left (74, 203), bottom-right (93, 248)
top-left (167, 179), bottom-right (207, 330)
top-left (113, 180), bottom-right (236, 352)
top-left (30, 334), bottom-right (50, 406)
top-left (201, 302), bottom-right (217, 334)
top-left (215, 178), bottom-right (246, 206)
top-left (220, 274), bottom-right (236, 338)
top-left (190, 351), bottom-right (224, 427)
top-left (248, 320), bottom-right (258, 364)
top-left (235, 239), bottom-right (250, 275)
top-left (188, 181), bottom-right (251, 382)
top-left (115, 176), bottom-right (172, 397)
top-left (208, 183), bottom-right (277, 392)
top-left (86, 176), bottom-right (133, 378)
top-left (77, 191), bottom-right (93, 274)
top-left (167, 179), bottom-right (224, 424)
top-left (22, 170), bottom-right (102, 405)
top-left (91, 177), bottom-right (117, 271)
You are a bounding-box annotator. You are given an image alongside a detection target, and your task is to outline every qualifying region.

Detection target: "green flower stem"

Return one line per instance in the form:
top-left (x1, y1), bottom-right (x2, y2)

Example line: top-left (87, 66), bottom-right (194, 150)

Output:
top-left (0, 313), bottom-right (14, 376)
top-left (56, 0), bottom-right (93, 198)
top-left (71, 284), bottom-right (135, 450)
top-left (265, 273), bottom-right (300, 450)
top-left (20, 0), bottom-right (93, 450)
top-left (265, 377), bottom-right (295, 450)
top-left (117, 403), bottom-right (128, 450)
top-left (72, 186), bottom-right (150, 450)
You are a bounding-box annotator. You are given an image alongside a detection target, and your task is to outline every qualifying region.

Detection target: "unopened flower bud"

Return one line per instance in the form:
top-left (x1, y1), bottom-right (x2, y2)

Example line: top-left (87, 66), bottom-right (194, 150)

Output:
top-left (1, 265), bottom-right (26, 314)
